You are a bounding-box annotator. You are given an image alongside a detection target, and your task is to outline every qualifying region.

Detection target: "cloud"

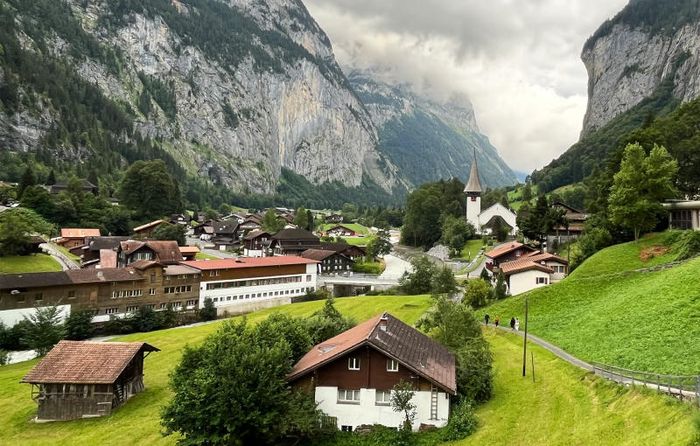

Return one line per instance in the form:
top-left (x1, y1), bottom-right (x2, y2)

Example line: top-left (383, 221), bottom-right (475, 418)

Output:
top-left (304, 0), bottom-right (628, 173)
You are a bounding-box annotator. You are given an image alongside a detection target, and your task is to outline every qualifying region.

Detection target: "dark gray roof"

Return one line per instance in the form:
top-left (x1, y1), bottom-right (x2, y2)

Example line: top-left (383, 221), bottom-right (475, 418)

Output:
top-left (464, 151), bottom-right (482, 194)
top-left (86, 236), bottom-right (130, 252)
top-left (0, 272), bottom-right (72, 290)
top-left (272, 228), bottom-right (319, 241)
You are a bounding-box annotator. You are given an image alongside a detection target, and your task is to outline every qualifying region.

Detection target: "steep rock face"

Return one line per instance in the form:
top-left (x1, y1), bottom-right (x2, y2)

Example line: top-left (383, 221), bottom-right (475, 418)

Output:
top-left (582, 17), bottom-right (700, 135)
top-left (350, 72), bottom-right (517, 188)
top-left (1, 0), bottom-right (396, 194)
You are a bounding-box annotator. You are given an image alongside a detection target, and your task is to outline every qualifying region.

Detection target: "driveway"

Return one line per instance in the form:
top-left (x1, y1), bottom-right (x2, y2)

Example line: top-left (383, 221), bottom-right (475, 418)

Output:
top-left (379, 254), bottom-right (412, 280)
top-left (41, 243), bottom-right (80, 270)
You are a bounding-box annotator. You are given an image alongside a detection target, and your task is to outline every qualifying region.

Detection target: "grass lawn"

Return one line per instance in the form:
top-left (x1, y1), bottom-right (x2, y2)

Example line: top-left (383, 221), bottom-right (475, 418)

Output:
top-left (0, 254), bottom-right (62, 274)
top-left (0, 296), bottom-right (432, 446)
top-left (342, 236), bottom-right (374, 247)
top-left (456, 329), bottom-right (698, 446)
top-left (478, 233), bottom-right (700, 374)
top-left (194, 251), bottom-right (220, 260)
top-left (320, 223), bottom-right (371, 236)
top-left (458, 239), bottom-right (484, 261)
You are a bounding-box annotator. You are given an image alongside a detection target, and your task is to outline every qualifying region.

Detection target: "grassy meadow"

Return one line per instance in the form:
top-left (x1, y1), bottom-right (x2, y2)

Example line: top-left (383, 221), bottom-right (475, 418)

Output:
top-left (0, 254), bottom-right (62, 274)
top-left (0, 292), bottom-right (697, 445)
top-left (480, 233), bottom-right (700, 374)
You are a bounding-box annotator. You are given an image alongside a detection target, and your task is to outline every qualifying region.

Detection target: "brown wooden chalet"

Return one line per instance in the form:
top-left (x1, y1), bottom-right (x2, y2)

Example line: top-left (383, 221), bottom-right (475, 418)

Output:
top-left (484, 241), bottom-right (538, 271)
top-left (289, 313), bottom-right (455, 430)
top-left (301, 249), bottom-right (354, 274)
top-left (551, 202), bottom-right (588, 235)
top-left (22, 341), bottom-right (159, 421)
top-left (49, 179), bottom-right (97, 196)
top-left (118, 240), bottom-right (183, 267)
top-left (325, 225), bottom-right (359, 237)
top-left (243, 229), bottom-right (271, 256)
top-left (132, 219), bottom-right (167, 238)
top-left (320, 242), bottom-right (367, 261)
top-left (270, 228), bottom-right (320, 256)
top-left (57, 228), bottom-right (101, 250)
top-left (211, 221), bottom-right (241, 251)
top-left (77, 236), bottom-right (130, 266)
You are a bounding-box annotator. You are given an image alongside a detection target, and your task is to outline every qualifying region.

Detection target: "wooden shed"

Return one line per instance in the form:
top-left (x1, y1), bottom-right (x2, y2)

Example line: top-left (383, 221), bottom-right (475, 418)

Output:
top-left (21, 340), bottom-right (159, 421)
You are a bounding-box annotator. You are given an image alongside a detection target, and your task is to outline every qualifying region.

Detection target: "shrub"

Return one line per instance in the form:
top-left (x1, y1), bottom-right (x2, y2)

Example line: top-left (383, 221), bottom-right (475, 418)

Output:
top-left (440, 401), bottom-right (478, 441)
top-left (0, 349), bottom-right (9, 366)
top-left (199, 297), bottom-right (217, 321)
top-left (670, 230), bottom-right (700, 260)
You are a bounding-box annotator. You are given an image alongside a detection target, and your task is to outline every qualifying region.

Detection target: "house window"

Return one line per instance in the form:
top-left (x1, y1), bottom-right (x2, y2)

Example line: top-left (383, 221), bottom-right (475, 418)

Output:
top-left (149, 288), bottom-right (156, 296)
top-left (348, 357), bottom-right (360, 371)
top-left (337, 389), bottom-right (360, 404)
top-left (126, 306), bottom-right (138, 313)
top-left (387, 359), bottom-right (399, 372)
top-left (341, 426), bottom-right (353, 432)
top-left (209, 270), bottom-right (220, 277)
top-left (105, 307), bottom-right (119, 314)
top-left (536, 277), bottom-right (548, 285)
top-left (375, 390), bottom-right (392, 405)
top-left (186, 300), bottom-right (197, 307)
top-left (306, 275), bottom-right (312, 282)
top-left (150, 273), bottom-right (156, 283)
top-left (67, 290), bottom-right (76, 299)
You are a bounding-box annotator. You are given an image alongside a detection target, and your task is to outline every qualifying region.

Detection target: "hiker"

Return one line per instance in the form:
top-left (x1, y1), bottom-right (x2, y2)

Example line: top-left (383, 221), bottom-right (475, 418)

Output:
top-left (484, 314), bottom-right (490, 325)
top-left (494, 316), bottom-right (500, 327)
top-left (515, 318), bottom-right (520, 331)
top-left (510, 317), bottom-right (516, 330)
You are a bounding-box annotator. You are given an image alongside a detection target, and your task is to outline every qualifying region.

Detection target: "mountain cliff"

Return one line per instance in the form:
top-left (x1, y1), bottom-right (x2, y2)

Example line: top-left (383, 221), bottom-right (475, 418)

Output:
top-left (350, 72), bottom-right (518, 189)
top-left (581, 0), bottom-right (700, 135)
top-left (0, 0), bottom-right (399, 201)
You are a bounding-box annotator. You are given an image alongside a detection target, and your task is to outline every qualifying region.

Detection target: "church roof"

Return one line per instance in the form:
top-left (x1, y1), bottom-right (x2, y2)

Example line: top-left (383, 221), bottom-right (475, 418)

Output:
top-left (464, 152), bottom-right (482, 194)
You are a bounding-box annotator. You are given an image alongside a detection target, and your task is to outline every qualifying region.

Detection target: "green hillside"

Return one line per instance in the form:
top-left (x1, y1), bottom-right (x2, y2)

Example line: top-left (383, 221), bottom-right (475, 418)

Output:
top-left (0, 293), bottom-right (696, 445)
top-left (480, 233), bottom-right (700, 374)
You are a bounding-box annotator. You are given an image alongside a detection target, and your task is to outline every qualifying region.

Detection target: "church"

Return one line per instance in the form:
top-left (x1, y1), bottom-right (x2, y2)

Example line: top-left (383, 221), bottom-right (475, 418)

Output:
top-left (464, 154), bottom-right (518, 236)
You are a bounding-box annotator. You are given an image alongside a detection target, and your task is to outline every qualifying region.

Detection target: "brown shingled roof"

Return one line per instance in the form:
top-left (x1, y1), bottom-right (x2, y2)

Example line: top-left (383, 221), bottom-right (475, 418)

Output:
top-left (60, 228), bottom-right (101, 238)
top-left (485, 241), bottom-right (536, 260)
top-left (21, 341), bottom-right (159, 384)
top-left (499, 258), bottom-right (554, 275)
top-left (66, 268), bottom-right (143, 283)
top-left (300, 249), bottom-right (345, 262)
top-left (289, 313), bottom-right (456, 394)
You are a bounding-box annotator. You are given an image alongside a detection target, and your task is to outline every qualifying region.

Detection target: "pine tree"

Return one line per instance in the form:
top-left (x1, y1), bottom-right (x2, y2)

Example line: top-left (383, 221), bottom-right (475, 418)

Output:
top-left (18, 165), bottom-right (36, 198)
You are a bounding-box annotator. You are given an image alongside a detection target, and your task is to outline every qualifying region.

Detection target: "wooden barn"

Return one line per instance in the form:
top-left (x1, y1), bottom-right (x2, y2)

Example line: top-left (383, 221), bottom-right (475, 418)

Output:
top-left (21, 341), bottom-right (159, 421)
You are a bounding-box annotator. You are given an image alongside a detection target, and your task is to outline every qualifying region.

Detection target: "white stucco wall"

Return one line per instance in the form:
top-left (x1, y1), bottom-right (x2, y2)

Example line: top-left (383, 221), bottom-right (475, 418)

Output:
top-left (243, 248), bottom-right (265, 258)
top-left (478, 203), bottom-right (518, 235)
top-left (0, 304), bottom-right (71, 327)
top-left (508, 269), bottom-right (550, 295)
top-left (545, 260), bottom-right (568, 282)
top-left (315, 386), bottom-right (450, 431)
top-left (466, 196), bottom-right (481, 233)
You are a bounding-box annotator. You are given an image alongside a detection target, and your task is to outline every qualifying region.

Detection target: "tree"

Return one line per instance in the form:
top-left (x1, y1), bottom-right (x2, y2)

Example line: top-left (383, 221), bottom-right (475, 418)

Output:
top-left (20, 186), bottom-right (56, 221)
top-left (198, 297), bottom-right (217, 321)
top-left (0, 208), bottom-right (55, 256)
top-left (262, 208), bottom-right (285, 233)
top-left (64, 310), bottom-right (95, 340)
top-left (22, 306), bottom-right (66, 356)
top-left (431, 266), bottom-right (458, 296)
top-left (17, 165), bottom-right (36, 198)
top-left (479, 267), bottom-right (490, 282)
top-left (292, 207), bottom-right (308, 229)
top-left (46, 169), bottom-right (57, 186)
top-left (493, 271), bottom-right (507, 299)
top-left (366, 228), bottom-right (392, 259)
top-left (464, 279), bottom-right (492, 309)
top-left (441, 215), bottom-right (476, 253)
top-left (401, 179), bottom-right (465, 248)
top-left (161, 319), bottom-right (324, 445)
top-left (306, 298), bottom-right (355, 345)
top-left (399, 256), bottom-right (437, 295)
top-left (391, 380), bottom-right (417, 431)
top-left (609, 143), bottom-right (678, 240)
top-left (153, 223), bottom-right (186, 245)
top-left (118, 160), bottom-right (182, 220)
top-left (305, 209), bottom-right (314, 231)
top-left (521, 182), bottom-right (533, 203)
top-left (417, 296), bottom-right (493, 403)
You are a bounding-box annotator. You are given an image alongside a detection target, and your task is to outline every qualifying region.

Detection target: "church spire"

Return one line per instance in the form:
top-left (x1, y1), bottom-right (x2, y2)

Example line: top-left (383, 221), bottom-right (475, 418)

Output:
top-left (464, 149), bottom-right (482, 195)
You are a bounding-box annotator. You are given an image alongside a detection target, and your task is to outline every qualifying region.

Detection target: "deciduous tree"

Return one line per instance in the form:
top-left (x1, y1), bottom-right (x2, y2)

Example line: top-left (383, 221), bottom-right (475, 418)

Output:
top-left (118, 160), bottom-right (182, 220)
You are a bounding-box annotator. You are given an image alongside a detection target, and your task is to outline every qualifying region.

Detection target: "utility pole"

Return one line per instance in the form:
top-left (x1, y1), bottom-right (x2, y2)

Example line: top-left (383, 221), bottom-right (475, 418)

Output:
top-left (522, 296), bottom-right (529, 377)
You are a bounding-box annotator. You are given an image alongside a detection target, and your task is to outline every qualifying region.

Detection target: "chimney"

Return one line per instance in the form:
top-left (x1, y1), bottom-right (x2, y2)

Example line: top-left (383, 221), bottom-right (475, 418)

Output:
top-left (379, 313), bottom-right (388, 332)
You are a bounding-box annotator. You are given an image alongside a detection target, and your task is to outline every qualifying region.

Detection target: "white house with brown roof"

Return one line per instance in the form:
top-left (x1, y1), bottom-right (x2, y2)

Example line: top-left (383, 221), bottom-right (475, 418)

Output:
top-left (288, 313), bottom-right (456, 432)
top-left (498, 251), bottom-right (569, 295)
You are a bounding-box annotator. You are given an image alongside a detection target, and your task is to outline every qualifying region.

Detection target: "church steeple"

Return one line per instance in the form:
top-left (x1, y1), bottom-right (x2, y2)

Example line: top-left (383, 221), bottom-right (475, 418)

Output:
top-left (464, 149), bottom-right (482, 195)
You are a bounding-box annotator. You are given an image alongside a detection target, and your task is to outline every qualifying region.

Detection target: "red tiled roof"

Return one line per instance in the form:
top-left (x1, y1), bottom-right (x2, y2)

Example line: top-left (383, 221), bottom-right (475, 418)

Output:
top-left (289, 313), bottom-right (456, 394)
top-left (182, 256), bottom-right (318, 271)
top-left (133, 220), bottom-right (165, 232)
top-left (178, 246), bottom-right (200, 254)
top-left (499, 258), bottom-right (554, 275)
top-left (21, 341), bottom-right (159, 384)
top-left (526, 252), bottom-right (568, 265)
top-left (60, 228), bottom-right (101, 238)
top-left (485, 242), bottom-right (535, 260)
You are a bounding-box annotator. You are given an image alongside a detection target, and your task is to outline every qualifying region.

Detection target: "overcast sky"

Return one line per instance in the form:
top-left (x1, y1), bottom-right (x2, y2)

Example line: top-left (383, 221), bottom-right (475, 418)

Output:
top-left (304, 0), bottom-right (628, 173)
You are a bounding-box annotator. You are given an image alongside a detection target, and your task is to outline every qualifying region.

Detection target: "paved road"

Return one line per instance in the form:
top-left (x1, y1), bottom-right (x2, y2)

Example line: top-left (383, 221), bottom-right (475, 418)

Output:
top-left (379, 254), bottom-right (412, 280)
top-left (41, 243), bottom-right (80, 270)
top-left (185, 237), bottom-right (237, 259)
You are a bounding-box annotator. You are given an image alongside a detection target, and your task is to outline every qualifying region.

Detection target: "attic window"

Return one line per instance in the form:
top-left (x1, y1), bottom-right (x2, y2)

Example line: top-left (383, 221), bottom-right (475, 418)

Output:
top-left (348, 357), bottom-right (360, 371)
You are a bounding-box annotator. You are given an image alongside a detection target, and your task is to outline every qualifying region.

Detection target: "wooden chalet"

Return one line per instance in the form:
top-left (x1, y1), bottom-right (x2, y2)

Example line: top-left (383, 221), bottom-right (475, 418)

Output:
top-left (548, 202), bottom-right (589, 248)
top-left (320, 242), bottom-right (367, 261)
top-left (117, 240), bottom-right (183, 267)
top-left (484, 241), bottom-right (538, 271)
top-left (325, 224), bottom-right (359, 237)
top-left (289, 313), bottom-right (455, 431)
top-left (211, 221), bottom-right (240, 251)
top-left (178, 246), bottom-right (200, 261)
top-left (21, 341), bottom-right (159, 421)
top-left (243, 229), bottom-right (271, 257)
top-left (56, 228), bottom-right (101, 250)
top-left (132, 220), bottom-right (166, 238)
top-left (49, 179), bottom-right (98, 196)
top-left (301, 249), bottom-right (354, 274)
top-left (270, 228), bottom-right (320, 256)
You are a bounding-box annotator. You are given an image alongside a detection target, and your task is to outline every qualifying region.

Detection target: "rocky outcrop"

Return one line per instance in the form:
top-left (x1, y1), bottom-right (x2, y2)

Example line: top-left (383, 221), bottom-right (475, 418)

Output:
top-left (582, 22), bottom-right (700, 135)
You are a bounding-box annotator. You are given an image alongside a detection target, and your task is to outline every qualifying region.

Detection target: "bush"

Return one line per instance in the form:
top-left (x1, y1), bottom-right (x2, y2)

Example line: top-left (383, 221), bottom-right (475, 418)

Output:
top-left (570, 227), bottom-right (612, 270)
top-left (292, 288), bottom-right (330, 303)
top-left (352, 262), bottom-right (384, 274)
top-left (0, 349), bottom-right (9, 366)
top-left (440, 401), bottom-right (478, 441)
top-left (669, 229), bottom-right (700, 260)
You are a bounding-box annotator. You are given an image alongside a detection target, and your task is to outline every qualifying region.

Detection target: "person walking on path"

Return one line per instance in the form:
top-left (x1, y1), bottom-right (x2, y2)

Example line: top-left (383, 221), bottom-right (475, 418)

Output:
top-left (510, 317), bottom-right (516, 330)
top-left (484, 314), bottom-right (490, 325)
top-left (494, 316), bottom-right (500, 327)
top-left (515, 318), bottom-right (520, 331)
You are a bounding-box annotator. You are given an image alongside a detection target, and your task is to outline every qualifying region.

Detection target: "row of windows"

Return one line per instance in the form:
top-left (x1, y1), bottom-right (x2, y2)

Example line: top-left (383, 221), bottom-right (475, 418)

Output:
top-left (348, 357), bottom-right (399, 373)
top-left (211, 287), bottom-right (314, 304)
top-left (206, 275), bottom-right (305, 290)
top-left (337, 389), bottom-right (394, 406)
top-left (165, 285), bottom-right (193, 294)
top-left (111, 289), bottom-right (144, 299)
top-left (103, 300), bottom-right (199, 315)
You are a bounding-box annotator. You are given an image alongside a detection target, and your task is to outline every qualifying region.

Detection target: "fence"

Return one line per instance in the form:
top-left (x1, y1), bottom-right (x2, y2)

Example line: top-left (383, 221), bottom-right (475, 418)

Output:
top-left (591, 362), bottom-right (700, 403)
